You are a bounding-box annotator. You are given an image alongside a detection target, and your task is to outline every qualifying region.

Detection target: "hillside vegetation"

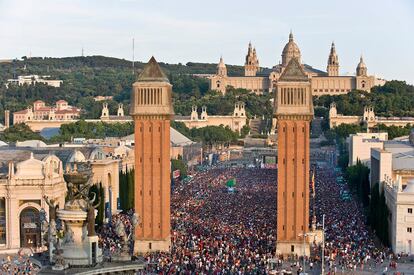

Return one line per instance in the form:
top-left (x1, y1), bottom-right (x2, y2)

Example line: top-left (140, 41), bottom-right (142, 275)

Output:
top-left (1, 56), bottom-right (413, 134)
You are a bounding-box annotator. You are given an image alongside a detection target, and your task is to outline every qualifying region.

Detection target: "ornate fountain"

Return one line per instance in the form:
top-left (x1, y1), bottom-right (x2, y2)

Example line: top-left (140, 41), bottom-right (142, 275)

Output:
top-left (53, 163), bottom-right (102, 269)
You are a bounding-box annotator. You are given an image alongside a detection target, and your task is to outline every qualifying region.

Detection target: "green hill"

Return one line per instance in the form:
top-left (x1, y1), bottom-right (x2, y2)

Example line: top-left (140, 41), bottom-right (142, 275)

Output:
top-left (0, 55), bottom-right (245, 120)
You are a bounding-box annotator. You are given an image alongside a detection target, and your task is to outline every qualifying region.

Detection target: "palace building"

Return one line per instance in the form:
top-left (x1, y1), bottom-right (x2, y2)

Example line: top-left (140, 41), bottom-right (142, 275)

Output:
top-left (174, 102), bottom-right (247, 133)
top-left (209, 32), bottom-right (385, 95)
top-left (329, 103), bottom-right (414, 129)
top-left (13, 100), bottom-right (81, 126)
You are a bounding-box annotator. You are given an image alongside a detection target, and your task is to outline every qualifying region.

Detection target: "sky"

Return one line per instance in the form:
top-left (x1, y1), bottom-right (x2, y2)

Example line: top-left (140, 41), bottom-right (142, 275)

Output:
top-left (1, 0), bottom-right (413, 84)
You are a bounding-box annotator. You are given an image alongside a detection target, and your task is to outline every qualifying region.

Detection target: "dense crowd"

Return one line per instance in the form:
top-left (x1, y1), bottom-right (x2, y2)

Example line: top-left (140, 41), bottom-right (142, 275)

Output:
top-left (313, 167), bottom-right (390, 273)
top-left (99, 209), bottom-right (135, 258)
top-left (145, 167), bottom-right (277, 273)
top-left (0, 255), bottom-right (40, 274)
top-left (140, 165), bottom-right (397, 274)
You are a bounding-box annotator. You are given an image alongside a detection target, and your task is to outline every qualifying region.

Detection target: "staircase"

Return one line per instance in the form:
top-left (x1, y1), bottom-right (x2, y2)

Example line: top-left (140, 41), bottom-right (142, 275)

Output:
top-left (249, 118), bottom-right (264, 135)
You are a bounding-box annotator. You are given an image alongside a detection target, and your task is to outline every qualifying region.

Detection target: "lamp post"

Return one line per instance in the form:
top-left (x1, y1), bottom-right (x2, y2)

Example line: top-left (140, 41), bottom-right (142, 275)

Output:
top-left (39, 208), bottom-right (46, 250)
top-left (321, 214), bottom-right (325, 275)
top-left (298, 232), bottom-right (315, 274)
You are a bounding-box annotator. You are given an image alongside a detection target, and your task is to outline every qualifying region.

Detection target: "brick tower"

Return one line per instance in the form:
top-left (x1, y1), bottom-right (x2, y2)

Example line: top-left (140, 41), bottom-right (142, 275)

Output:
top-left (130, 56), bottom-right (174, 254)
top-left (274, 57), bottom-right (313, 256)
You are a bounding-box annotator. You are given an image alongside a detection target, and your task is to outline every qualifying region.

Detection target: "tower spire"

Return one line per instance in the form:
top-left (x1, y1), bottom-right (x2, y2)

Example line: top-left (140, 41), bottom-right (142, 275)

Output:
top-left (327, 41), bottom-right (339, 76)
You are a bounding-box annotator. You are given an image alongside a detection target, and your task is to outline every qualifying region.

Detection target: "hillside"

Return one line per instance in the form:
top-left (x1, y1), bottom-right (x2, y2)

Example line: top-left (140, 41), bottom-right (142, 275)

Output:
top-left (0, 56), bottom-right (413, 127)
top-left (0, 55), bottom-right (247, 121)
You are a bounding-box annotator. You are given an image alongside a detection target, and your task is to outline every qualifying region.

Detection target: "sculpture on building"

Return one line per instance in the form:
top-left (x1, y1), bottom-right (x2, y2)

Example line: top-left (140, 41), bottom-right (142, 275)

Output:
top-left (44, 195), bottom-right (59, 222)
top-left (86, 192), bottom-right (100, 237)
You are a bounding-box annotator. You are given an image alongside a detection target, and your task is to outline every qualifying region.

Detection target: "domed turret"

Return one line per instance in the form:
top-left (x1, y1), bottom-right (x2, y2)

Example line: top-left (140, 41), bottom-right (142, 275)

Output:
top-left (281, 31), bottom-right (301, 67)
top-left (356, 55), bottom-right (367, 76)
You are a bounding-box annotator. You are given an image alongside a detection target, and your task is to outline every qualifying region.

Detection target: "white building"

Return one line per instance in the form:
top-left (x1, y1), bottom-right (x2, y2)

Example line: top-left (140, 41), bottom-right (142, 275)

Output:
top-left (0, 151), bottom-right (67, 251)
top-left (384, 179), bottom-right (414, 255)
top-left (370, 134), bottom-right (414, 254)
top-left (348, 132), bottom-right (388, 167)
top-left (6, 75), bottom-right (62, 88)
top-left (0, 144), bottom-right (121, 252)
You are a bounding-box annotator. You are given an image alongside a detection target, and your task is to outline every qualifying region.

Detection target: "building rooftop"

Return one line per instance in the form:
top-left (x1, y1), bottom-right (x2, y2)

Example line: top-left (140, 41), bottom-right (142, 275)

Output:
top-left (137, 56), bottom-right (169, 83)
top-left (170, 128), bottom-right (194, 146)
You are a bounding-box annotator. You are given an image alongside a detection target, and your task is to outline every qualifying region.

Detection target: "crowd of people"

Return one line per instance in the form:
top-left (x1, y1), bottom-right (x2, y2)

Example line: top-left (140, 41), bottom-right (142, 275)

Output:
top-left (145, 167), bottom-right (277, 273)
top-left (98, 209), bottom-right (135, 258)
top-left (0, 255), bottom-right (40, 274)
top-left (139, 165), bottom-right (398, 274)
top-left (92, 162), bottom-right (405, 273)
top-left (313, 167), bottom-right (391, 273)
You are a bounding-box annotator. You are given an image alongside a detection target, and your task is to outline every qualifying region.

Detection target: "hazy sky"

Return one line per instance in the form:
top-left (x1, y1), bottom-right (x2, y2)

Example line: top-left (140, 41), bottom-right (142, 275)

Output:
top-left (1, 0), bottom-right (413, 84)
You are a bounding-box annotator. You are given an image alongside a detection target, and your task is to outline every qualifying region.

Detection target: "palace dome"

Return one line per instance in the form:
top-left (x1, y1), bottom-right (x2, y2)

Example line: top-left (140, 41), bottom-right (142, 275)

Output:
top-left (281, 32), bottom-right (301, 67)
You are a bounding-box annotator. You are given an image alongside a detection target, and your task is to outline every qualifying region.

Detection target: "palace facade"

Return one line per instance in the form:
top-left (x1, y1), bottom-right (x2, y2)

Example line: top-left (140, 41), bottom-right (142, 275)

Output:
top-left (13, 100), bottom-right (80, 125)
top-left (329, 103), bottom-right (414, 129)
top-left (175, 102), bottom-right (247, 133)
top-left (209, 32), bottom-right (385, 96)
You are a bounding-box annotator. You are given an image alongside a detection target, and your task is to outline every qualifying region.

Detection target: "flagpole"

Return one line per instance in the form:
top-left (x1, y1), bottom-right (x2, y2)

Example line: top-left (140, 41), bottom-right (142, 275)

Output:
top-left (311, 169), bottom-right (316, 231)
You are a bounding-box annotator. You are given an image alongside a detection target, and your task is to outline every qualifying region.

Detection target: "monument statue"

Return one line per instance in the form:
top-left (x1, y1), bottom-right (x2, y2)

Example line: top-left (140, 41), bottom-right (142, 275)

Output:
top-left (86, 192), bottom-right (100, 237)
top-left (44, 195), bottom-right (59, 221)
top-left (115, 219), bottom-right (127, 247)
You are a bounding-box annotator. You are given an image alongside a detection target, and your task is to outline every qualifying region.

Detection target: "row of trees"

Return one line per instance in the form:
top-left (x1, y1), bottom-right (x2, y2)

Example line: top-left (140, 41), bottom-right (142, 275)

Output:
top-left (119, 169), bottom-right (135, 211)
top-left (315, 81), bottom-right (414, 117)
top-left (369, 182), bottom-right (390, 245)
top-left (344, 161), bottom-right (390, 246)
top-left (324, 122), bottom-right (412, 147)
top-left (50, 120), bottom-right (134, 142)
top-left (173, 87), bottom-right (273, 119)
top-left (171, 121), bottom-right (241, 147)
top-left (345, 160), bottom-right (370, 206)
top-left (0, 123), bottom-right (45, 142)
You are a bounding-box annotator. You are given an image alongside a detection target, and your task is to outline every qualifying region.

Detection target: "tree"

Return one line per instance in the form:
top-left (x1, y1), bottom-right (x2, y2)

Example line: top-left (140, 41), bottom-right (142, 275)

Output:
top-left (49, 120), bottom-right (134, 142)
top-left (119, 168), bottom-right (135, 211)
top-left (171, 158), bottom-right (187, 180)
top-left (0, 123), bottom-right (45, 143)
top-left (345, 160), bottom-right (370, 206)
top-left (369, 182), bottom-right (390, 246)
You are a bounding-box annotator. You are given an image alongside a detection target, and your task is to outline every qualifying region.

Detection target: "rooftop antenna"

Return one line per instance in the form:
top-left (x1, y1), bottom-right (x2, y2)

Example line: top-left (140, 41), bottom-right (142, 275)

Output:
top-left (132, 37), bottom-right (135, 75)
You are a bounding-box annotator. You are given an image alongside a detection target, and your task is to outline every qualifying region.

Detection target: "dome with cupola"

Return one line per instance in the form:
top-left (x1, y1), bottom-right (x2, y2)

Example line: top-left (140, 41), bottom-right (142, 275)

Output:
top-left (281, 31), bottom-right (301, 67)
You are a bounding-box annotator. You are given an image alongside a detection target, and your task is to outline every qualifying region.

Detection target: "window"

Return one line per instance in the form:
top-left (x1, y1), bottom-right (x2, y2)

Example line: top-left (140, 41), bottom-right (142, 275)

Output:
top-left (408, 208), bottom-right (412, 214)
top-left (291, 245), bottom-right (294, 252)
top-left (0, 198), bottom-right (5, 244)
top-left (408, 227), bottom-right (412, 233)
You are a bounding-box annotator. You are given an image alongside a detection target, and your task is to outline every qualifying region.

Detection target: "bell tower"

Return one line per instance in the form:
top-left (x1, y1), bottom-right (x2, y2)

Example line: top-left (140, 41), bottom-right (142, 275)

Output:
top-left (244, 42), bottom-right (259, 76)
top-left (274, 57), bottom-right (313, 256)
top-left (327, 42), bottom-right (339, 76)
top-left (130, 56), bottom-right (174, 254)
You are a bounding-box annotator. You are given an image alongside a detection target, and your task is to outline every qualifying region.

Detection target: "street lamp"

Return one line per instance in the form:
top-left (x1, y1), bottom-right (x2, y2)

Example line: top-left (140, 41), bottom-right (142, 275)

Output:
top-left (298, 232), bottom-right (316, 275)
top-left (39, 208), bottom-right (46, 250)
top-left (321, 214), bottom-right (325, 275)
